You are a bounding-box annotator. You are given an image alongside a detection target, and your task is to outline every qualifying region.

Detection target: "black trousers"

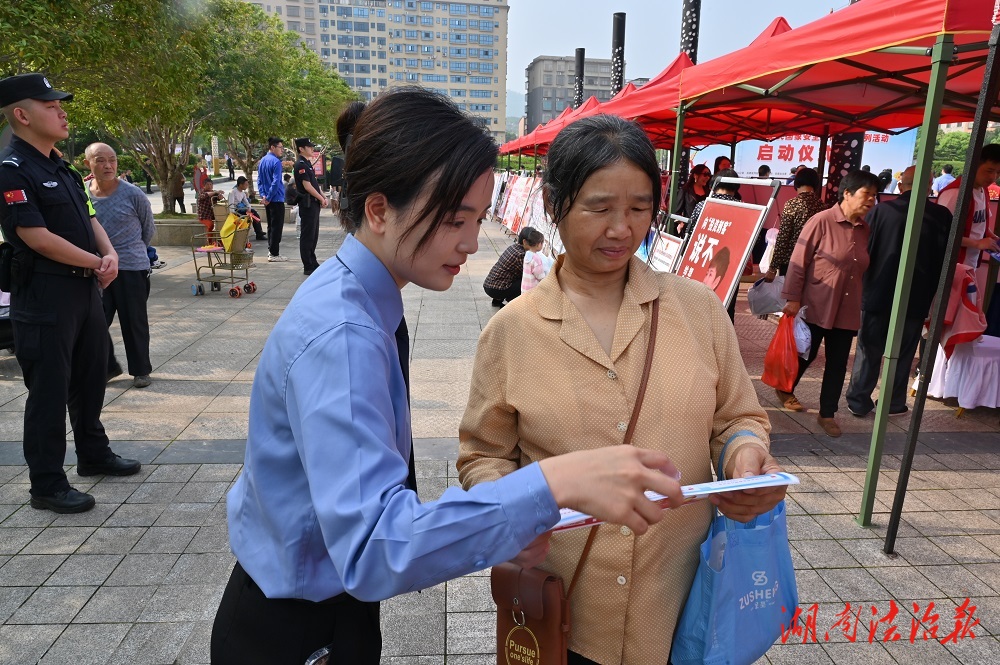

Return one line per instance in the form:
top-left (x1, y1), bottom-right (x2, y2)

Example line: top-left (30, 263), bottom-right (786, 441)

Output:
top-left (104, 269), bottom-right (152, 377)
top-left (12, 274), bottom-right (113, 496)
top-left (211, 562), bottom-right (381, 665)
top-left (792, 323), bottom-right (856, 419)
top-left (484, 282), bottom-right (520, 303)
top-left (299, 202), bottom-right (321, 272)
top-left (265, 201), bottom-right (286, 257)
top-left (173, 194), bottom-right (186, 214)
top-left (846, 312), bottom-right (923, 415)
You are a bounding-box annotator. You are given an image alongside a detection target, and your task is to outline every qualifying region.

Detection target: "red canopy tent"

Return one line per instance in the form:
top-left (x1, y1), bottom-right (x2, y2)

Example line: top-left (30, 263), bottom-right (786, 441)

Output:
top-left (522, 96), bottom-right (602, 154)
top-left (667, 0), bottom-right (998, 140)
top-left (499, 106), bottom-right (574, 156)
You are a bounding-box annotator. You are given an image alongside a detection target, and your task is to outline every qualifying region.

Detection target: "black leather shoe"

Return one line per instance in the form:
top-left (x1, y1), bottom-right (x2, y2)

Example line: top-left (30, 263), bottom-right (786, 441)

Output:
top-left (30, 488), bottom-right (95, 514)
top-left (76, 454), bottom-right (141, 477)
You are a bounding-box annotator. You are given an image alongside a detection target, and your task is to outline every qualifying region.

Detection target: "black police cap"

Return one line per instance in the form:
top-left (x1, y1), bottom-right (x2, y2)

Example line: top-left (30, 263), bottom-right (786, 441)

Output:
top-left (0, 73), bottom-right (73, 108)
top-left (294, 137), bottom-right (315, 149)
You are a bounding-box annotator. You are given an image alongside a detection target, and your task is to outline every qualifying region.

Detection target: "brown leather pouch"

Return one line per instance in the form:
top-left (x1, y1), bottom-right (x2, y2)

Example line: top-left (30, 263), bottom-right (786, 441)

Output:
top-left (492, 563), bottom-right (569, 665)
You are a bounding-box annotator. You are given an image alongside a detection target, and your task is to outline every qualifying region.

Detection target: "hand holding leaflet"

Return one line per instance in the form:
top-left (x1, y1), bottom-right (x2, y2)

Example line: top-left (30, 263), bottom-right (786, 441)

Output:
top-left (550, 472), bottom-right (800, 533)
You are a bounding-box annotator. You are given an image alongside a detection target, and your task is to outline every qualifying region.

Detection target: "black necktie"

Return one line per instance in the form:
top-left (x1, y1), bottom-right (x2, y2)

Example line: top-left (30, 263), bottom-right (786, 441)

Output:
top-left (395, 317), bottom-right (418, 493)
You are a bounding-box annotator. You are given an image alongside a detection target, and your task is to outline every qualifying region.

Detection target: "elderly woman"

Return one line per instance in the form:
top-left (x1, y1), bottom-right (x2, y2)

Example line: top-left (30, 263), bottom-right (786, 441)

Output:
top-left (458, 115), bottom-right (785, 665)
top-left (780, 169), bottom-right (880, 437)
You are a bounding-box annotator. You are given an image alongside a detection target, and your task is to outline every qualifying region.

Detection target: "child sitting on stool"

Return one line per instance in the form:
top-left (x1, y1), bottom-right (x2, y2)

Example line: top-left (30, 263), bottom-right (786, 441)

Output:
top-left (484, 226), bottom-right (539, 307)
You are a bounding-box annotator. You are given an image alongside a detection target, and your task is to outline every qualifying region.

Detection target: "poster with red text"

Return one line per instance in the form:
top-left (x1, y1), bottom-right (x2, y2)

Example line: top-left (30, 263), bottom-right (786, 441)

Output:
top-left (675, 199), bottom-right (766, 307)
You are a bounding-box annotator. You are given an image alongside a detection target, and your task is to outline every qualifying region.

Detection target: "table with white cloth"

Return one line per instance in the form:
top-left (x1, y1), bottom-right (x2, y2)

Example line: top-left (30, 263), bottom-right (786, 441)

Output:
top-left (926, 335), bottom-right (1000, 414)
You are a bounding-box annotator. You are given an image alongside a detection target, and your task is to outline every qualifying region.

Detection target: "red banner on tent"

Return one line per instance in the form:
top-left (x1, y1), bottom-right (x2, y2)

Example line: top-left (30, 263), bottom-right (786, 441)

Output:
top-left (675, 200), bottom-right (763, 304)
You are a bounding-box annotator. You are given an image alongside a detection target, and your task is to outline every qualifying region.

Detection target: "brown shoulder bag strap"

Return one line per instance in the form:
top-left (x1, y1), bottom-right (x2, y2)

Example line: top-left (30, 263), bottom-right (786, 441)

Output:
top-left (566, 298), bottom-right (660, 599)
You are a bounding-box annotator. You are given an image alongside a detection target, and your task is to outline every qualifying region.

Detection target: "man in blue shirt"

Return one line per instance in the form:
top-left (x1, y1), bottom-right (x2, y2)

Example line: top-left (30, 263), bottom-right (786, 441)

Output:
top-left (932, 164), bottom-right (955, 196)
top-left (256, 136), bottom-right (287, 262)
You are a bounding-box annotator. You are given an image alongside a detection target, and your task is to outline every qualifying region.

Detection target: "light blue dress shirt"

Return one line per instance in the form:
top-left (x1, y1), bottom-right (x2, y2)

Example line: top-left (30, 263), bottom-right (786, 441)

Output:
top-left (227, 234), bottom-right (560, 602)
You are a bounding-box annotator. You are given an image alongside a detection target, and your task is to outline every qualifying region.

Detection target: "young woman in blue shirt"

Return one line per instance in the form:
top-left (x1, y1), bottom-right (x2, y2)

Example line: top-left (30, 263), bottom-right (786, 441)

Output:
top-left (210, 87), bottom-right (685, 664)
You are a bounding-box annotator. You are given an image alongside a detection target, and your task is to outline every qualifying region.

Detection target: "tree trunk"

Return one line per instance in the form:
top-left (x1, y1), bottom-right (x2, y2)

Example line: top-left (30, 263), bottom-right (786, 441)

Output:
top-left (116, 115), bottom-right (199, 217)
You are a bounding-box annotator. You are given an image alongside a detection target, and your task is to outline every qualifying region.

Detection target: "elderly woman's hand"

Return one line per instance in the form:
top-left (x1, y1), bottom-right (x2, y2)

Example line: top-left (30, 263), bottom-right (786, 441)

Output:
top-left (710, 445), bottom-right (787, 523)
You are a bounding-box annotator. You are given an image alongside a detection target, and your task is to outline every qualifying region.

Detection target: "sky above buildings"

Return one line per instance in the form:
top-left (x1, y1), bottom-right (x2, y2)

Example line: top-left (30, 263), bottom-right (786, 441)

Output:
top-left (506, 0), bottom-right (849, 88)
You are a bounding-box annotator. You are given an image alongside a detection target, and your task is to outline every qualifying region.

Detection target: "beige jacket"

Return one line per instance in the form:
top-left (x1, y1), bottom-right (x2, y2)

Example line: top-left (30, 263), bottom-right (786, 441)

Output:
top-left (458, 256), bottom-right (770, 665)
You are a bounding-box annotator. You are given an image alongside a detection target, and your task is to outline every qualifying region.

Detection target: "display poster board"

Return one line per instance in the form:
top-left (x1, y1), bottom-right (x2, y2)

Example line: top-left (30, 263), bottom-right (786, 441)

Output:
top-left (647, 231), bottom-right (684, 273)
top-left (675, 184), bottom-right (774, 307)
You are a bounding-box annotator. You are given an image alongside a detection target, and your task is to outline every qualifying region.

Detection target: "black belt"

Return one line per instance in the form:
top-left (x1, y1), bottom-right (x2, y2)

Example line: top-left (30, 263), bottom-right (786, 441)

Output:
top-left (33, 258), bottom-right (94, 278)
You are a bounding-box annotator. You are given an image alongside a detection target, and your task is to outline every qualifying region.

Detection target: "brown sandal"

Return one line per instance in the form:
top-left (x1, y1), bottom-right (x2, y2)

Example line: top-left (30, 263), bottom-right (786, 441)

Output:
top-left (775, 389), bottom-right (805, 412)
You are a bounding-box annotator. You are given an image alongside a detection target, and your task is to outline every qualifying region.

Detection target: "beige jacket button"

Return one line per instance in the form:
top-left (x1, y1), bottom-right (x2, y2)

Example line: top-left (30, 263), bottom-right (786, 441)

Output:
top-left (620, 526), bottom-right (632, 536)
top-left (617, 422), bottom-right (627, 432)
top-left (617, 575), bottom-right (627, 585)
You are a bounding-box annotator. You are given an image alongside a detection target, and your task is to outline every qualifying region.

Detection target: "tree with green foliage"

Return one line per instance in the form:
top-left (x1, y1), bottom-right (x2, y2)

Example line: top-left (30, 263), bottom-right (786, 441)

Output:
top-left (203, 0), bottom-right (356, 197)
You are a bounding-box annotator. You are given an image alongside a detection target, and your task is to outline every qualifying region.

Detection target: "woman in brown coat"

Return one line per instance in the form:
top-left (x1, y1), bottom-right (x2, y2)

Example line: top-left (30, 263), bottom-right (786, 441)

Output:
top-left (458, 115), bottom-right (786, 665)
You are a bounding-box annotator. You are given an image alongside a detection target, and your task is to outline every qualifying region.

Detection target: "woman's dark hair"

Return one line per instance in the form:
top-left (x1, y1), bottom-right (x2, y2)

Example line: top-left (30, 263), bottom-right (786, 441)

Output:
top-left (518, 226), bottom-right (544, 247)
top-left (343, 86), bottom-right (498, 252)
top-left (543, 114), bottom-right (660, 226)
top-left (793, 167), bottom-right (821, 191)
top-left (681, 164), bottom-right (711, 194)
top-left (710, 168), bottom-right (740, 194)
top-left (336, 101), bottom-right (367, 152)
top-left (838, 169), bottom-right (882, 202)
top-left (713, 155), bottom-right (732, 173)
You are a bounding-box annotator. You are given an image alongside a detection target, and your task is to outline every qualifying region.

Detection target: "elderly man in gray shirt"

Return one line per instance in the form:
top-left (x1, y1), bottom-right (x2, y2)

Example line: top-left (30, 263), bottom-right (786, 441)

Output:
top-left (85, 143), bottom-right (155, 388)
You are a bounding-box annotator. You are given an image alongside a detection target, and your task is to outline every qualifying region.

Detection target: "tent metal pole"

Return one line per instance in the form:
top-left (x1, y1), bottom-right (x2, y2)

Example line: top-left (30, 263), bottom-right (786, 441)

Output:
top-left (858, 33), bottom-right (953, 529)
top-left (667, 105), bottom-right (687, 235)
top-left (884, 24), bottom-right (1000, 551)
top-left (817, 127), bottom-right (829, 197)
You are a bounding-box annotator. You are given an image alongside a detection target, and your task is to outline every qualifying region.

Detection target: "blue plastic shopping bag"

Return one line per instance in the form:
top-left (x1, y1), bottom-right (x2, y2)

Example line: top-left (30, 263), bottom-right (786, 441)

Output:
top-left (671, 447), bottom-right (799, 665)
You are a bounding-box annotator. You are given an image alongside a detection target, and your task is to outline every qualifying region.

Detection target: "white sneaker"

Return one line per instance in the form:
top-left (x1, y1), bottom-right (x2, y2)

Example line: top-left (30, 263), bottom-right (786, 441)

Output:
top-left (267, 255), bottom-right (288, 262)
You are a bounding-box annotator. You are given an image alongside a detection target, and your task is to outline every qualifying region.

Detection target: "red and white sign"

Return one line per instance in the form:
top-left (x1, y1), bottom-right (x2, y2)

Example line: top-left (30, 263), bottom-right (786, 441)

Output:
top-left (647, 231), bottom-right (684, 273)
top-left (675, 199), bottom-right (764, 305)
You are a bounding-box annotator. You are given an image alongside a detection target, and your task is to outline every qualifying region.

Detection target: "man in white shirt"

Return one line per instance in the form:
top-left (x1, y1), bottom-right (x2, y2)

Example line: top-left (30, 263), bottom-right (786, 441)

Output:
top-left (936, 144), bottom-right (1000, 268)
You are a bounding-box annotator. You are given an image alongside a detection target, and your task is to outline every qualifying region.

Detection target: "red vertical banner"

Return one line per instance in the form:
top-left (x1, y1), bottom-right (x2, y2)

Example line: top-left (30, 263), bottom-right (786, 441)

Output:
top-left (674, 199), bottom-right (764, 305)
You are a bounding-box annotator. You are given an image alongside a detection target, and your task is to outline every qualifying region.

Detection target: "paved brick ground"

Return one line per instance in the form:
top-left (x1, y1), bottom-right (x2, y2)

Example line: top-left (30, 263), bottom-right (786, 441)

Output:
top-left (0, 211), bottom-right (998, 664)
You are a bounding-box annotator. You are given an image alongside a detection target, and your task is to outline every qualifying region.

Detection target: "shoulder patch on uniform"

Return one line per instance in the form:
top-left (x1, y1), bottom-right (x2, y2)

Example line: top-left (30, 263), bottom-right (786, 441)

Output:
top-left (298, 168), bottom-right (306, 174)
top-left (1, 156), bottom-right (21, 167)
top-left (3, 190), bottom-right (28, 205)
top-left (42, 181), bottom-right (58, 188)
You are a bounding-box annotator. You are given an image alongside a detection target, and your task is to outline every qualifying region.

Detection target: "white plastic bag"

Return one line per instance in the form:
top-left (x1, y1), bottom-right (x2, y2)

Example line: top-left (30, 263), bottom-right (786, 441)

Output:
top-left (794, 307), bottom-right (811, 358)
top-left (758, 228), bottom-right (779, 274)
top-left (747, 276), bottom-right (786, 316)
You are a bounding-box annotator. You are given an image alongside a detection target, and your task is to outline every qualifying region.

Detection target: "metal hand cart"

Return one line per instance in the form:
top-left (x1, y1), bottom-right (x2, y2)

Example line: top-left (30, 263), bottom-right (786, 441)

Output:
top-left (190, 222), bottom-right (257, 297)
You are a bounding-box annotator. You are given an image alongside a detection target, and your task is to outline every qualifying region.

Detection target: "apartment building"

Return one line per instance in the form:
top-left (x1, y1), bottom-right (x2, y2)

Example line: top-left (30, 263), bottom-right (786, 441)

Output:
top-left (524, 56), bottom-right (614, 134)
top-left (247, 0), bottom-right (509, 143)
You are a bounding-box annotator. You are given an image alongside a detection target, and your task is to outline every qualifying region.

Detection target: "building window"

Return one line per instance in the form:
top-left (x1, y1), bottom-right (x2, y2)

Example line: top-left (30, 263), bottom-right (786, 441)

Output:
top-left (450, 3), bottom-right (467, 15)
top-left (450, 47), bottom-right (466, 57)
top-left (543, 75), bottom-right (552, 85)
top-left (449, 61), bottom-right (467, 72)
top-left (305, 23), bottom-right (315, 34)
top-left (305, 8), bottom-right (314, 18)
top-left (421, 16), bottom-right (433, 25)
top-left (421, 1), bottom-right (433, 9)
top-left (451, 75), bottom-right (466, 82)
top-left (470, 89), bottom-right (490, 98)
top-left (422, 30), bottom-right (433, 39)
top-left (288, 20), bottom-right (301, 30)
top-left (405, 29), bottom-right (418, 38)
top-left (406, 58), bottom-right (418, 67)
top-left (287, 5), bottom-right (300, 17)
top-left (450, 89), bottom-right (466, 97)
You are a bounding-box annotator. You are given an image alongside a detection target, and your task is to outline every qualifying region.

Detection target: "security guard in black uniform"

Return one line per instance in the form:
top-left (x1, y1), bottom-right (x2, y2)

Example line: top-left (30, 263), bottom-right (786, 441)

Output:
top-left (0, 73), bottom-right (140, 514)
top-left (293, 137), bottom-right (327, 275)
